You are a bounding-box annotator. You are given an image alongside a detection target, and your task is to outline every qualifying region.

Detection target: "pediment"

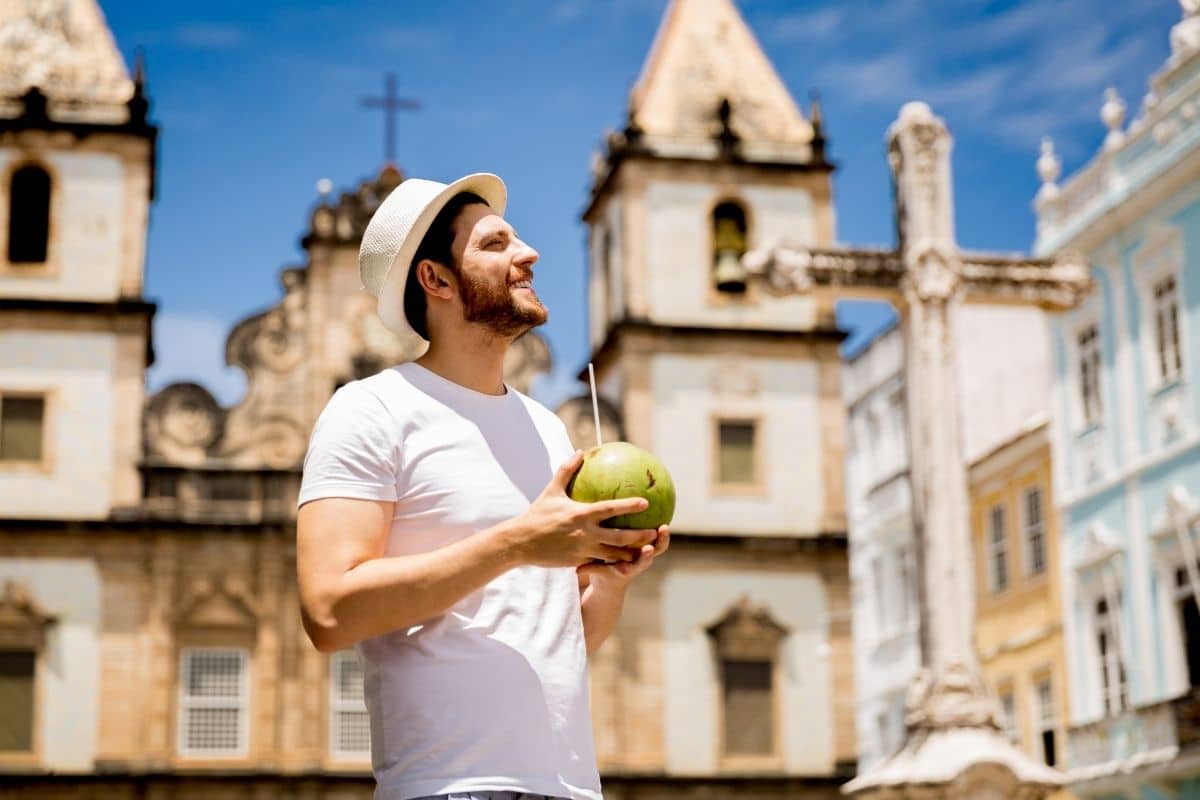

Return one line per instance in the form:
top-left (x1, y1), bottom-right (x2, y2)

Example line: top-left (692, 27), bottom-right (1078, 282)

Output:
top-left (175, 576), bottom-right (259, 631)
top-left (706, 595), bottom-right (788, 659)
top-left (0, 579), bottom-right (55, 649)
top-left (1074, 521), bottom-right (1123, 572)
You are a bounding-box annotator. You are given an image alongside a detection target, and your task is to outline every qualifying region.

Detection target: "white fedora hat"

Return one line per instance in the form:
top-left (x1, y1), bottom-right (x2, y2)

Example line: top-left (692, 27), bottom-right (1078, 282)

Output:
top-left (359, 172), bottom-right (507, 350)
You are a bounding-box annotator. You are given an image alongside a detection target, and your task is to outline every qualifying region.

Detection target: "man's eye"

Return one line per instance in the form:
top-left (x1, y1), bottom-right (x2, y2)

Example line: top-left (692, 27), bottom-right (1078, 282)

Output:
top-left (485, 239), bottom-right (504, 249)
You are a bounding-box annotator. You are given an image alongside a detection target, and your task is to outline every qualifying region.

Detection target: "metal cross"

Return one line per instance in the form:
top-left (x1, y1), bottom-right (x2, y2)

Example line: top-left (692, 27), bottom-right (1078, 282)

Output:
top-left (360, 73), bottom-right (421, 166)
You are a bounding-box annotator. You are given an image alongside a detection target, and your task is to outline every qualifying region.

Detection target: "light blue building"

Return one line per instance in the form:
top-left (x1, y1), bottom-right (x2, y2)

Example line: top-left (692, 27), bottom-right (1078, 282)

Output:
top-left (1036, 5), bottom-right (1200, 797)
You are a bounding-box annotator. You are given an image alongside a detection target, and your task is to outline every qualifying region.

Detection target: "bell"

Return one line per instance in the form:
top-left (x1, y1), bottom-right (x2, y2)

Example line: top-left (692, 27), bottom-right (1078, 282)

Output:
top-left (713, 247), bottom-right (748, 293)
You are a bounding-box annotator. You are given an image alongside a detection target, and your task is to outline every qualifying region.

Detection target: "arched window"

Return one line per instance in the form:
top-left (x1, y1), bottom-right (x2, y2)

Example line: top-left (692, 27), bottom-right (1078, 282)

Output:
top-left (8, 165), bottom-right (51, 264)
top-left (712, 200), bottom-right (748, 294)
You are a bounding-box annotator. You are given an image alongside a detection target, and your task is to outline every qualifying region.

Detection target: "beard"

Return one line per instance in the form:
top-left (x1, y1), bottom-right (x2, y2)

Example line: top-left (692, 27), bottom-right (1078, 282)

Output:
top-left (457, 270), bottom-right (548, 338)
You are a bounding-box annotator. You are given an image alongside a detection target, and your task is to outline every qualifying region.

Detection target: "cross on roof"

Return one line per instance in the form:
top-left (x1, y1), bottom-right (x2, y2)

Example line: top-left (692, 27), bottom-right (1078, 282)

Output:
top-left (360, 73), bottom-right (421, 166)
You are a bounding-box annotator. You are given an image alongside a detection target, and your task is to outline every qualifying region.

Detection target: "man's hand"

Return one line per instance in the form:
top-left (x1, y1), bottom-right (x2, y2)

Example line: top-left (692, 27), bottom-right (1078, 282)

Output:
top-left (577, 524), bottom-right (670, 654)
top-left (578, 524), bottom-right (671, 587)
top-left (507, 451), bottom-right (659, 568)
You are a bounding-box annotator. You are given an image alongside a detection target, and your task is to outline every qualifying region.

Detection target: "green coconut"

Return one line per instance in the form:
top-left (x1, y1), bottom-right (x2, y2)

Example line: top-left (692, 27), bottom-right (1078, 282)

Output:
top-left (567, 441), bottom-right (676, 529)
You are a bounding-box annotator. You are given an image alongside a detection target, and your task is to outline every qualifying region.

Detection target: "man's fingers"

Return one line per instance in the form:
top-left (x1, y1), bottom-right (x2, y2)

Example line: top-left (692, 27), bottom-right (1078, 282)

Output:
top-left (583, 496), bottom-right (649, 522)
top-left (593, 544), bottom-right (638, 563)
top-left (589, 526), bottom-right (658, 549)
top-left (653, 525), bottom-right (671, 555)
top-left (548, 451), bottom-right (584, 495)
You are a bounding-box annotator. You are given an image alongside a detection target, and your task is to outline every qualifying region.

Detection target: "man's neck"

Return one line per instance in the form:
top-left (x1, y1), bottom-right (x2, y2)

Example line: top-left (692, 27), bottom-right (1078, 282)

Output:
top-left (416, 328), bottom-right (512, 396)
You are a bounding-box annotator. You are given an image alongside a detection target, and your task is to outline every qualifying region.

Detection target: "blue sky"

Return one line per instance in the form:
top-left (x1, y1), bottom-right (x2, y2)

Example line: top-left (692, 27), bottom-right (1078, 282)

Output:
top-left (99, 0), bottom-right (1180, 409)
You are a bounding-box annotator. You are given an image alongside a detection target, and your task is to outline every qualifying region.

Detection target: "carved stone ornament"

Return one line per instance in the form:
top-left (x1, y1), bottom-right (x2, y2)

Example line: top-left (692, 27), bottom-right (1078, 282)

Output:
top-left (0, 579), bottom-right (56, 650)
top-left (904, 246), bottom-right (961, 303)
top-left (555, 392), bottom-right (624, 452)
top-left (705, 596), bottom-right (789, 661)
top-left (1173, 0), bottom-right (1200, 57)
top-left (304, 164), bottom-right (404, 246)
top-left (1074, 521), bottom-right (1123, 572)
top-left (0, 0), bottom-right (133, 106)
top-left (174, 574), bottom-right (259, 631)
top-left (904, 661), bottom-right (1001, 731)
top-left (227, 269), bottom-right (307, 376)
top-left (144, 382), bottom-right (224, 465)
top-left (219, 267), bottom-right (310, 468)
top-left (502, 331), bottom-right (552, 396)
top-left (354, 300), bottom-right (427, 370)
top-left (741, 243), bottom-right (814, 294)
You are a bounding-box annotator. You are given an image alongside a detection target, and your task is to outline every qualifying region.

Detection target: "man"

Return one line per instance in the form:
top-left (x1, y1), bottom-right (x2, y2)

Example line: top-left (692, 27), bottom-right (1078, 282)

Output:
top-left (296, 172), bottom-right (669, 800)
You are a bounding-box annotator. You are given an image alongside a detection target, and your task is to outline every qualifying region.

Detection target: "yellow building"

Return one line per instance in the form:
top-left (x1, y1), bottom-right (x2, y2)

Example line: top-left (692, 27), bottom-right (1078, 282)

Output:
top-left (969, 418), bottom-right (1072, 797)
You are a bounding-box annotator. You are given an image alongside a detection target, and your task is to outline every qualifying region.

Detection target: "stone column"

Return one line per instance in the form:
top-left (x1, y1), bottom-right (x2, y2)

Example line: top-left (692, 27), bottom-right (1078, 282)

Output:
top-left (844, 103), bottom-right (1063, 799)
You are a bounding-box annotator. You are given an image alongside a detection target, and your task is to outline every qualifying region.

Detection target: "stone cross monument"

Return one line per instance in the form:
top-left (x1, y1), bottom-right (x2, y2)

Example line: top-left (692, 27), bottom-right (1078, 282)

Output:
top-left (744, 102), bottom-right (1091, 799)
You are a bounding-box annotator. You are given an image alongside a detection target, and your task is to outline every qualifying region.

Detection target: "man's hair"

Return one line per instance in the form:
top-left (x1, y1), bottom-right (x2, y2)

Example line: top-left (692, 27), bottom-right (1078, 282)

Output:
top-left (403, 192), bottom-right (489, 341)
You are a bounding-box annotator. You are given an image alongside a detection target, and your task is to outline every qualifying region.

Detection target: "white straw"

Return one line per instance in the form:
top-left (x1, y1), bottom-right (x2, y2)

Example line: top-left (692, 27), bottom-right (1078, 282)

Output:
top-left (588, 362), bottom-right (603, 448)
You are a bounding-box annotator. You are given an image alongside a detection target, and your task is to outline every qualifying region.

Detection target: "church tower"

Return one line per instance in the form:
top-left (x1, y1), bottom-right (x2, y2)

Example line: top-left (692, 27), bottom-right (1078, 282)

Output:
top-left (562, 0), bottom-right (856, 793)
top-left (0, 0), bottom-right (156, 519)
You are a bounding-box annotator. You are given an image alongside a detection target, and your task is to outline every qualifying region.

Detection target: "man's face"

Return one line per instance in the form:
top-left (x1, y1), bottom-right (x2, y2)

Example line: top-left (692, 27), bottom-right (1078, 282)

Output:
top-left (447, 203), bottom-right (547, 338)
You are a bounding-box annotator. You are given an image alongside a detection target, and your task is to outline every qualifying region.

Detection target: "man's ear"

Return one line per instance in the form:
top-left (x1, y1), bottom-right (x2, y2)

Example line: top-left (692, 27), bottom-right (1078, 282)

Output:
top-left (416, 259), bottom-right (455, 298)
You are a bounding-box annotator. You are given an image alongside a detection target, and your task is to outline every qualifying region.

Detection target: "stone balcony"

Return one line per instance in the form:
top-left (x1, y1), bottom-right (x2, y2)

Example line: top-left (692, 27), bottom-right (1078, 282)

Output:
top-left (140, 464), bottom-right (301, 525)
top-left (1065, 689), bottom-right (1200, 792)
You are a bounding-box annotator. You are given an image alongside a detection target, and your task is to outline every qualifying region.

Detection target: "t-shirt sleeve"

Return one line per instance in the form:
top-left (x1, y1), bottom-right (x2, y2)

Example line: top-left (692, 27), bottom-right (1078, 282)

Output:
top-left (297, 384), bottom-right (400, 507)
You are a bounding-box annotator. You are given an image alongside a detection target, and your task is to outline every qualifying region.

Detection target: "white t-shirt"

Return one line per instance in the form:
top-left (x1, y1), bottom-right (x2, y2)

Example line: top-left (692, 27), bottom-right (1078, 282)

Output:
top-left (298, 362), bottom-right (600, 800)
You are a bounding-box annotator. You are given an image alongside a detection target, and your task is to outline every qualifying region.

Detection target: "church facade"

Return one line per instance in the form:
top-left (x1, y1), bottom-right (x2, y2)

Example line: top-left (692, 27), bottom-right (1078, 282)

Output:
top-left (0, 1), bottom-right (856, 799)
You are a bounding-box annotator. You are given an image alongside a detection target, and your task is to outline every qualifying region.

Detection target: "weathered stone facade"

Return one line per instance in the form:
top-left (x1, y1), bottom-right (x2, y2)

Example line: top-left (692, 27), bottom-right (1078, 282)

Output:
top-left (0, 1), bottom-right (856, 798)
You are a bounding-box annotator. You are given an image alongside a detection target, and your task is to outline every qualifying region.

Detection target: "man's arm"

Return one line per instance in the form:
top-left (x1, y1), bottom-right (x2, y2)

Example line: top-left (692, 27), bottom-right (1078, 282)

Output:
top-left (578, 526), bottom-right (670, 655)
top-left (297, 497), bottom-right (523, 652)
top-left (297, 452), bottom-right (658, 653)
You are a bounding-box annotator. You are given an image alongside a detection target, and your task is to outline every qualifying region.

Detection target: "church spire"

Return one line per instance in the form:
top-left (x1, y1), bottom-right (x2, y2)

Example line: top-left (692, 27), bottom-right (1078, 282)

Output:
top-left (628, 0), bottom-right (812, 147)
top-left (0, 0), bottom-right (134, 114)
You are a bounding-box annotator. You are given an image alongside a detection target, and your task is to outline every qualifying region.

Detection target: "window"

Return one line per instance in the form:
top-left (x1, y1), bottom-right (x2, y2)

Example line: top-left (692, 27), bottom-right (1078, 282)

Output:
top-left (988, 505), bottom-right (1009, 592)
top-left (1174, 566), bottom-right (1200, 689)
top-left (721, 659), bottom-right (773, 755)
top-left (1153, 275), bottom-right (1183, 384)
top-left (330, 651), bottom-right (370, 759)
top-left (706, 599), bottom-right (786, 761)
top-left (998, 687), bottom-right (1018, 743)
top-left (179, 648), bottom-right (249, 757)
top-left (0, 650), bottom-right (35, 751)
top-left (1034, 678), bottom-right (1057, 766)
top-left (1095, 597), bottom-right (1128, 716)
top-left (716, 420), bottom-right (757, 487)
top-left (7, 164), bottom-right (51, 264)
top-left (0, 395), bottom-right (44, 462)
top-left (1024, 487), bottom-right (1046, 576)
top-left (1078, 325), bottom-right (1103, 425)
top-left (712, 200), bottom-right (748, 294)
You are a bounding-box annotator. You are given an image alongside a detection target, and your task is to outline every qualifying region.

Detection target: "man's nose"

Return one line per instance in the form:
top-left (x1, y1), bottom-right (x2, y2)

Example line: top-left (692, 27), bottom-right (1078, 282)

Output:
top-left (514, 240), bottom-right (539, 267)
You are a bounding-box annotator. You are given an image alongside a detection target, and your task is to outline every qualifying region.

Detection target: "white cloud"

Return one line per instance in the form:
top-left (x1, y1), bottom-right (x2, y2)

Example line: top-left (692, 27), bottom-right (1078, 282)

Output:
top-left (552, 0), bottom-right (589, 24)
top-left (173, 23), bottom-right (249, 50)
top-left (804, 0), bottom-right (1168, 152)
top-left (147, 312), bottom-right (246, 408)
top-left (369, 25), bottom-right (442, 49)
top-left (767, 6), bottom-right (845, 42)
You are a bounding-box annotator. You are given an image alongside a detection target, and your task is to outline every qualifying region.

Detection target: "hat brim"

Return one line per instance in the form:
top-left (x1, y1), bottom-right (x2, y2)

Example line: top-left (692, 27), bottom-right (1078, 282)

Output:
top-left (376, 172), bottom-right (508, 351)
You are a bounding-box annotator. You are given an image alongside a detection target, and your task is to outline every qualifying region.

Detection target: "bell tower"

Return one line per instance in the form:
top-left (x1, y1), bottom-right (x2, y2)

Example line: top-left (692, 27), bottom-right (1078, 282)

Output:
top-left (567, 0), bottom-right (858, 786)
top-left (0, 0), bottom-right (156, 518)
top-left (581, 0), bottom-right (845, 535)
